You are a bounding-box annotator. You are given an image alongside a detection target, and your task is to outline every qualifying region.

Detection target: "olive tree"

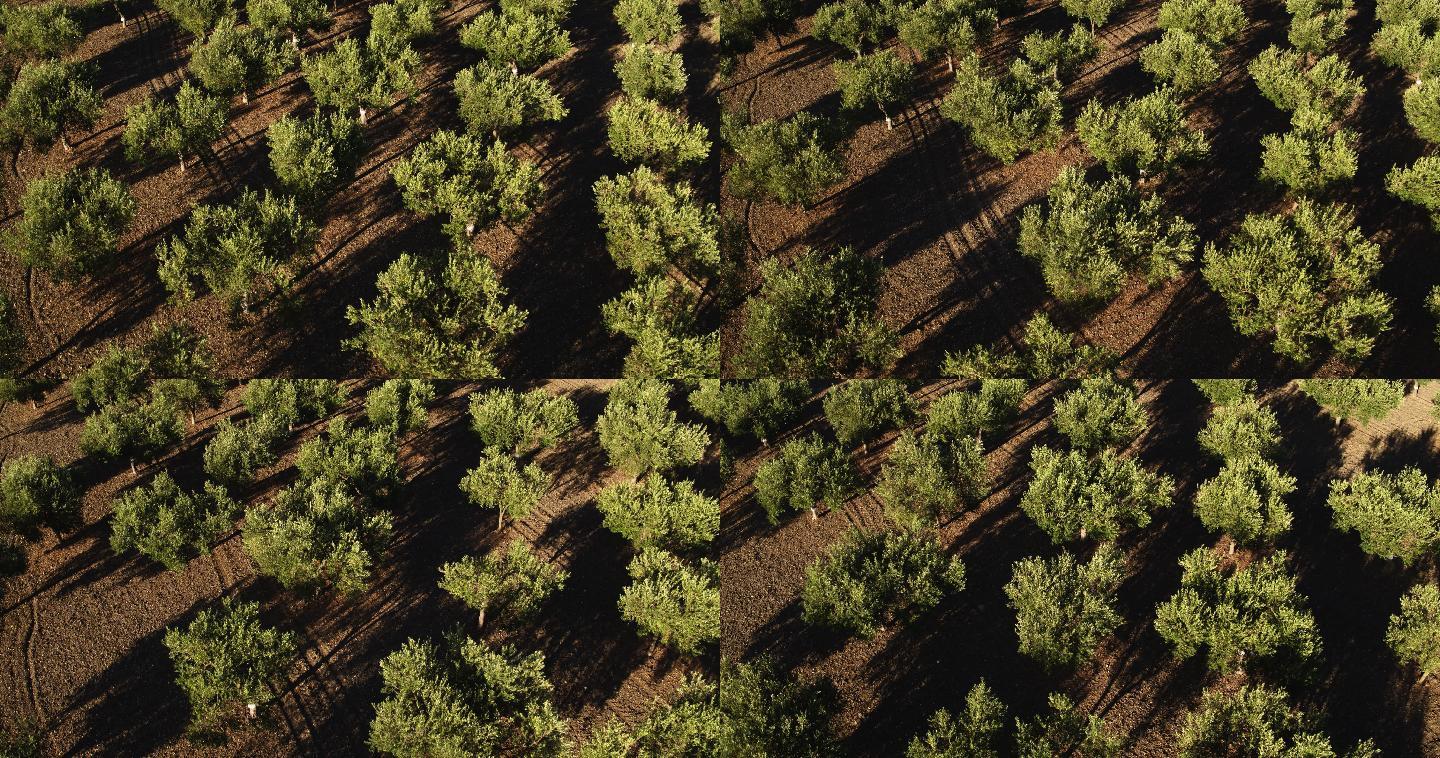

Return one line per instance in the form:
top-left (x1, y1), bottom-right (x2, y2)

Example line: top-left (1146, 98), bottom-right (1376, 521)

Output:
top-left (735, 247), bottom-right (896, 376)
top-left (345, 250), bottom-right (527, 377)
top-left (243, 475), bottom-right (394, 594)
top-left (1203, 202), bottom-right (1390, 363)
top-left (0, 2), bottom-right (82, 63)
top-left (1157, 0), bottom-right (1246, 45)
top-left (11, 167), bottom-right (135, 281)
top-left (1387, 156), bottom-right (1440, 229)
top-left (596, 476), bottom-right (719, 550)
top-left (0, 455), bottom-right (79, 532)
top-left (810, 0), bottom-right (893, 54)
top-left (802, 528), bottom-right (965, 639)
top-left (615, 0), bottom-right (680, 44)
top-left (189, 18), bottom-right (295, 103)
top-left (615, 43), bottom-right (686, 101)
top-left (720, 658), bottom-right (841, 757)
top-left (722, 111), bottom-right (847, 207)
top-left (897, 0), bottom-right (997, 73)
top-left (1194, 378), bottom-right (1257, 406)
top-left (1249, 47), bottom-right (1362, 122)
top-left (1015, 693), bottom-right (1123, 757)
top-left (459, 8), bottom-right (570, 74)
top-left (619, 549), bottom-right (720, 654)
top-left (1176, 684), bottom-right (1368, 757)
top-left (1051, 376), bottom-right (1147, 452)
top-left (593, 167), bottom-right (718, 278)
top-left (1154, 548), bottom-right (1320, 672)
top-left (1194, 458), bottom-right (1296, 550)
top-left (80, 396), bottom-right (187, 474)
top-left (110, 472), bottom-right (240, 570)
top-left (1197, 397), bottom-right (1280, 461)
top-left (467, 387), bottom-right (578, 454)
top-left (157, 0), bottom-right (233, 37)
top-left (925, 379), bottom-right (1026, 443)
top-left (1406, 78), bottom-right (1440, 143)
top-left (943, 314), bottom-right (1114, 380)
top-left (1297, 379), bottom-right (1406, 425)
top-left (1327, 466), bottom-right (1440, 564)
top-left (1076, 87), bottom-right (1208, 175)
top-left (1019, 25), bottom-right (1098, 81)
top-left (1285, 0), bottom-right (1352, 55)
top-left (1372, 1), bottom-right (1440, 80)
top-left (833, 49), bottom-right (914, 130)
top-left (242, 378), bottom-right (346, 430)
top-left (363, 379), bottom-right (435, 436)
top-left (940, 55), bottom-right (1062, 163)
top-left (203, 415), bottom-right (285, 487)
top-left (454, 63), bottom-right (566, 139)
top-left (1004, 544), bottom-right (1124, 670)
top-left (460, 449), bottom-right (551, 530)
top-left (596, 379), bottom-right (710, 478)
top-left (602, 277), bottom-right (719, 380)
top-left (875, 431), bottom-right (986, 530)
top-left (438, 540), bottom-right (568, 627)
top-left (688, 380), bottom-right (809, 445)
top-left (267, 109), bottom-right (363, 205)
top-left (0, 60), bottom-right (101, 151)
top-left (390, 130), bottom-right (543, 238)
top-left (753, 433), bottom-right (859, 522)
top-left (302, 37), bottom-right (417, 124)
top-left (1258, 110), bottom-right (1357, 195)
top-left (1389, 583), bottom-right (1440, 682)
top-left (822, 379), bottom-right (914, 450)
top-left (1018, 167), bottom-right (1196, 306)
top-left (1021, 446), bottom-right (1173, 543)
top-left (124, 82), bottom-right (228, 174)
top-left (369, 636), bottom-right (568, 756)
top-left (1140, 30), bottom-right (1220, 94)
top-left (607, 96), bottom-right (710, 171)
top-left (906, 681), bottom-right (1005, 758)
top-left (1061, 0), bottom-right (1125, 28)
top-left (164, 598), bottom-right (296, 727)
top-left (246, 0), bottom-right (328, 46)
top-left (157, 188), bottom-right (317, 313)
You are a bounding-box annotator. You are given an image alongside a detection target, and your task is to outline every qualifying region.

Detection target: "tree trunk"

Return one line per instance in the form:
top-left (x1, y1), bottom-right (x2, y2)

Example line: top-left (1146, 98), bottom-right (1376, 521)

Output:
top-left (358, 106), bottom-right (368, 125)
top-left (178, 155), bottom-right (186, 175)
top-left (1079, 526), bottom-right (1087, 540)
top-left (189, 410), bottom-right (197, 426)
top-left (60, 134), bottom-right (72, 152)
top-left (809, 505), bottom-right (818, 520)
top-left (510, 61), bottom-right (519, 76)
top-left (465, 221), bottom-right (476, 237)
top-left (241, 90), bottom-right (249, 104)
top-left (946, 52), bottom-right (953, 73)
top-left (129, 460), bottom-right (137, 475)
top-left (759, 437), bottom-right (768, 447)
top-left (497, 508), bottom-right (503, 530)
top-left (291, 32), bottom-right (299, 48)
top-left (883, 112), bottom-right (893, 130)
top-left (247, 703), bottom-right (257, 719)
top-left (118, 6), bottom-right (126, 26)
top-left (477, 607), bottom-right (486, 628)
top-left (1228, 540), bottom-right (1235, 556)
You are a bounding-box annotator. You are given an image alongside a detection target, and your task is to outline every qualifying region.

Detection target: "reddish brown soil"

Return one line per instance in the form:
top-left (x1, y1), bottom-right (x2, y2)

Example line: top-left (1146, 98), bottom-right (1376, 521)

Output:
top-left (719, 381), bottom-right (1440, 755)
top-left (716, 0), bottom-right (1440, 378)
top-left (0, 380), bottom-right (710, 754)
top-left (4, 0), bottom-right (724, 379)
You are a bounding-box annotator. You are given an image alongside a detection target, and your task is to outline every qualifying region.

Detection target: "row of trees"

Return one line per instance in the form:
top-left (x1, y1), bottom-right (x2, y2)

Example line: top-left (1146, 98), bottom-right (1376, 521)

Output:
top-left (598, 0), bottom-right (721, 378)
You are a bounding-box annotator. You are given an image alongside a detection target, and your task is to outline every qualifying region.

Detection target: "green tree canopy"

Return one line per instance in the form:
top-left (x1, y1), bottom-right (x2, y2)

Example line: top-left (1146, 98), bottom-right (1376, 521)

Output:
top-left (1019, 24), bottom-right (1099, 82)
top-left (898, 0), bottom-right (996, 71)
top-left (459, 7), bottom-right (570, 73)
top-left (1372, 0), bottom-right (1440, 80)
top-left (875, 430), bottom-right (986, 530)
top-left (1005, 544), bottom-right (1124, 671)
top-left (720, 658), bottom-right (841, 757)
top-left (203, 415), bottom-right (285, 487)
top-left (302, 37), bottom-right (417, 123)
top-left (1249, 47), bottom-right (1362, 122)
top-left (369, 634), bottom-right (568, 757)
top-left (0, 455), bottom-right (79, 532)
top-left (596, 379), bottom-right (710, 478)
top-left (1387, 156), bottom-right (1440, 229)
top-left (1154, 548), bottom-right (1321, 672)
top-left (1285, 0), bottom-right (1352, 55)
top-left (811, 0), bottom-right (895, 54)
top-left (1076, 87), bottom-right (1209, 175)
top-left (1389, 582), bottom-right (1440, 681)
top-left (834, 49), bottom-right (914, 130)
top-left (1140, 29), bottom-right (1220, 94)
top-left (11, 167), bottom-right (135, 281)
top-left (1203, 202), bottom-right (1390, 363)
top-left (1194, 457), bottom-right (1296, 548)
top-left (619, 548), bottom-right (720, 654)
top-left (242, 378), bottom-right (346, 429)
top-left (722, 110), bottom-right (848, 207)
top-left (467, 387), bottom-right (578, 454)
top-left (0, 2), bottom-right (82, 65)
top-left (943, 313), bottom-right (1115, 380)
top-left (615, 0), bottom-right (681, 43)
top-left (1258, 109), bottom-right (1357, 195)
top-left (188, 17), bottom-right (295, 102)
top-left (940, 55), bottom-right (1063, 163)
top-left (753, 432), bottom-right (860, 522)
top-left (615, 42), bottom-right (686, 101)
top-left (1157, 0), bottom-right (1246, 45)
top-left (1194, 378), bottom-right (1257, 406)
top-left (243, 474), bottom-right (394, 594)
top-left (607, 96), bottom-right (711, 171)
top-left (267, 109), bottom-right (363, 206)
top-left (246, 0), bottom-right (328, 43)
top-left (391, 130), bottom-right (543, 238)
top-left (1060, 0), bottom-right (1124, 27)
top-left (345, 249), bottom-right (527, 377)
top-left (822, 379), bottom-right (914, 449)
top-left (1298, 379), bottom-right (1406, 425)
top-left (1177, 684), bottom-right (1369, 758)
top-left (1015, 693), bottom-right (1123, 757)
top-left (157, 0), bottom-right (233, 36)
top-left (1197, 397), bottom-right (1280, 461)
top-left (688, 379), bottom-right (810, 444)
top-left (124, 82), bottom-right (228, 174)
top-left (1019, 167), bottom-right (1195, 306)
top-left (905, 681), bottom-right (1006, 758)
top-left (1, 60), bottom-right (101, 151)
top-left (925, 380), bottom-right (1027, 443)
top-left (1051, 376), bottom-right (1147, 452)
top-left (1327, 466), bottom-right (1440, 564)
top-left (110, 472), bottom-right (239, 570)
top-left (1407, 78), bottom-right (1440, 144)
top-left (1021, 446), bottom-right (1174, 543)
top-left (593, 167), bottom-right (719, 278)
top-left (157, 188), bottom-right (317, 313)
top-left (597, 476), bottom-right (719, 550)
top-left (736, 247), bottom-right (897, 376)
top-left (601, 277), bottom-right (718, 379)
top-left (454, 62), bottom-right (567, 140)
top-left (164, 598), bottom-right (296, 728)
top-left (438, 540), bottom-right (567, 627)
top-left (802, 528), bottom-right (966, 638)
top-left (80, 395), bottom-right (187, 473)
top-left (459, 448), bottom-right (550, 530)
top-left (364, 379), bottom-right (435, 436)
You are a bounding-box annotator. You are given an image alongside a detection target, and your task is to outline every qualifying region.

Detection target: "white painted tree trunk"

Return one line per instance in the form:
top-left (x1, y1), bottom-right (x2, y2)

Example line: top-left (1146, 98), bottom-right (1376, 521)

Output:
top-left (247, 703), bottom-right (257, 719)
top-left (478, 607), bottom-right (486, 628)
top-left (359, 106), bottom-right (368, 125)
top-left (809, 505), bottom-right (818, 520)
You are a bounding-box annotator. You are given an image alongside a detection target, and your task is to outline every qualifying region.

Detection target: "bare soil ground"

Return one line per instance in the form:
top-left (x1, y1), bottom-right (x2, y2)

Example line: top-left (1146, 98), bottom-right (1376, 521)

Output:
top-left (4, 0), bottom-right (722, 379)
top-left (716, 0), bottom-right (1440, 378)
top-left (720, 380), bottom-right (1440, 755)
top-left (0, 380), bottom-right (711, 755)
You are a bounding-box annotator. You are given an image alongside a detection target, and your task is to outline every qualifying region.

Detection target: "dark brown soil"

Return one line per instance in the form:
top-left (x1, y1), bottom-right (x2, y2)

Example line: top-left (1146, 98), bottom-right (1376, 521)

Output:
top-left (0, 380), bottom-right (709, 755)
top-left (4, 0), bottom-right (724, 379)
top-left (715, 0), bottom-right (1440, 378)
top-left (719, 380), bottom-right (1440, 756)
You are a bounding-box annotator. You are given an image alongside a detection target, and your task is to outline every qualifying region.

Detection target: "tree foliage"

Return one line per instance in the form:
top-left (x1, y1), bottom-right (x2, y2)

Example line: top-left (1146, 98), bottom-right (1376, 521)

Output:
top-left (1060, 0), bottom-right (1124, 27)
top-left (1387, 156), bottom-right (1440, 229)
top-left (1258, 110), bottom-right (1357, 195)
top-left (1021, 446), bottom-right (1174, 543)
top-left (455, 62), bottom-right (567, 139)
top-left (365, 379), bottom-right (435, 436)
top-left (1327, 466), bottom-right (1440, 564)
top-left (459, 449), bottom-right (550, 529)
top-left (593, 167), bottom-right (718, 278)
top-left (1076, 87), bottom-right (1208, 175)
top-left (1297, 379), bottom-right (1405, 425)
top-left (1018, 167), bottom-right (1195, 306)
top-left (0, 455), bottom-right (79, 532)
top-left (80, 395), bottom-right (187, 469)
top-left (615, 42), bottom-right (686, 101)
top-left (247, 0), bottom-right (328, 42)
top-left (1005, 544), bottom-right (1124, 670)
top-left (1019, 24), bottom-right (1099, 82)
top-left (875, 430), bottom-right (986, 530)
top-left (1141, 30), bottom-right (1220, 94)
top-left (822, 379), bottom-right (914, 449)
top-left (754, 433), bottom-right (860, 523)
top-left (438, 540), bottom-right (567, 626)
top-left (688, 380), bottom-right (810, 443)
top-left (735, 247), bottom-right (897, 376)
top-left (1051, 376), bottom-right (1147, 452)
top-left (1286, 0), bottom-right (1352, 55)
top-left (615, 0), bottom-right (680, 44)
top-left (833, 50), bottom-right (914, 129)
top-left (110, 472), bottom-right (239, 570)
top-left (164, 598), bottom-right (296, 727)
top-left (157, 0), bottom-right (233, 37)
top-left (722, 111), bottom-right (847, 206)
top-left (1203, 202), bottom-right (1390, 363)
top-left (1014, 693), bottom-right (1123, 757)
top-left (124, 83), bottom-right (228, 173)
top-left (941, 55), bottom-right (1062, 163)
top-left (943, 314), bottom-right (1115, 380)
top-left (597, 476), bottom-right (719, 550)
top-left (11, 167), bottom-right (134, 281)
top-left (1249, 47), bottom-right (1362, 122)
top-left (925, 380), bottom-right (1027, 443)
top-left (811, 0), bottom-right (894, 54)
top-left (391, 130), bottom-right (543, 237)
top-left (0, 60), bottom-right (101, 151)
top-left (1157, 0), bottom-right (1246, 45)
top-left (607, 96), bottom-right (710, 171)
top-left (1372, 0), bottom-right (1440, 79)
top-left (720, 658), bottom-right (841, 758)
top-left (267, 109), bottom-right (363, 205)
top-left (460, 8), bottom-right (570, 72)
top-left (619, 548), bottom-right (720, 654)
top-left (906, 681), bottom-right (1006, 758)
top-left (1388, 583), bottom-right (1440, 680)
top-left (1194, 457), bottom-right (1296, 546)
top-left (802, 528), bottom-right (966, 638)
top-left (302, 37), bottom-right (416, 123)
top-left (189, 17), bottom-right (295, 101)
top-left (345, 248), bottom-right (526, 378)
top-left (1154, 548), bottom-right (1320, 672)
top-left (369, 634), bottom-right (568, 757)
top-left (1197, 397), bottom-right (1280, 461)
top-left (897, 0), bottom-right (996, 69)
top-left (467, 387), bottom-right (578, 454)
top-left (1177, 684), bottom-right (1365, 758)
top-left (602, 276), bottom-right (719, 380)
top-left (596, 379), bottom-right (709, 478)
